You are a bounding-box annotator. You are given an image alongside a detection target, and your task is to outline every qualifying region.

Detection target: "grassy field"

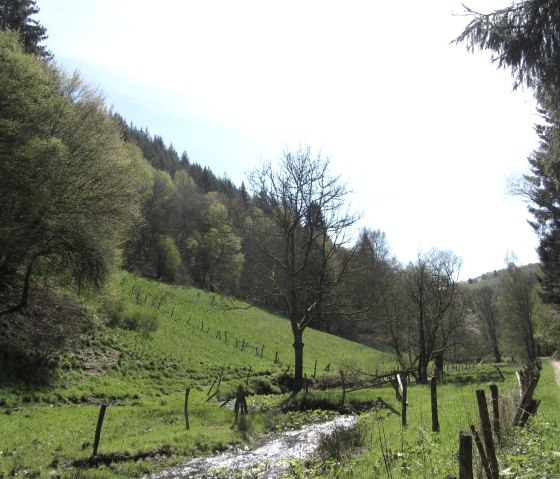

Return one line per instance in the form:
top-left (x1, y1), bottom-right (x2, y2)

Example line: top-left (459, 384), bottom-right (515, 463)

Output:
top-left (1, 272), bottom-right (558, 478)
top-left (288, 362), bottom-right (560, 479)
top-left (0, 272), bottom-right (395, 478)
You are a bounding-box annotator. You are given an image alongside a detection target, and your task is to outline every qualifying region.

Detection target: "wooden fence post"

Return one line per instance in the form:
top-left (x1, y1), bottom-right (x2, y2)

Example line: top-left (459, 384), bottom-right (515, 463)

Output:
top-left (489, 384), bottom-right (500, 444)
top-left (92, 404), bottom-right (107, 456)
top-left (340, 369), bottom-right (346, 405)
top-left (401, 377), bottom-right (408, 428)
top-left (458, 431), bottom-right (473, 479)
top-left (184, 388), bottom-right (190, 430)
top-left (246, 366), bottom-right (252, 386)
top-left (313, 359), bottom-right (317, 379)
top-left (431, 376), bottom-right (440, 433)
top-left (476, 389), bottom-right (499, 479)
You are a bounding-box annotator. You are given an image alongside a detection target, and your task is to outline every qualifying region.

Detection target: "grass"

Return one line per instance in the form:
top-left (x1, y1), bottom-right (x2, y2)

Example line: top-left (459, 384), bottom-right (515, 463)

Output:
top-left (1, 271), bottom-right (559, 478)
top-left (296, 362), bottom-right (560, 479)
top-left (0, 271), bottom-right (394, 478)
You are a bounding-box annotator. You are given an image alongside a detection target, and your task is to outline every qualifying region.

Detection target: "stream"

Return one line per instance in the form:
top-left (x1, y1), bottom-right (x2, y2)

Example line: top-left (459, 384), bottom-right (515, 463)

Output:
top-left (144, 414), bottom-right (356, 479)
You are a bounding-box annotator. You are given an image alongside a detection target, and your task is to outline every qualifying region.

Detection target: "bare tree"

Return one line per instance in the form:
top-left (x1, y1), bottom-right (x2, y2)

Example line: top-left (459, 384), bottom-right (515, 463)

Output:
top-left (499, 264), bottom-right (539, 362)
top-left (393, 249), bottom-right (464, 383)
top-left (467, 283), bottom-right (502, 363)
top-left (243, 148), bottom-right (360, 391)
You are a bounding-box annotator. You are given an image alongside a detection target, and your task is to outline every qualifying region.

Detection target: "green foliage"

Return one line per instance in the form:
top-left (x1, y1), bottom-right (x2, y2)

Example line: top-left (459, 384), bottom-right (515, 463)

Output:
top-left (454, 0), bottom-right (560, 103)
top-left (154, 235), bottom-right (181, 281)
top-left (184, 194), bottom-right (244, 292)
top-left (103, 299), bottom-right (159, 336)
top-left (0, 31), bottom-right (142, 303)
top-left (0, 0), bottom-right (50, 58)
top-left (0, 271), bottom-right (397, 477)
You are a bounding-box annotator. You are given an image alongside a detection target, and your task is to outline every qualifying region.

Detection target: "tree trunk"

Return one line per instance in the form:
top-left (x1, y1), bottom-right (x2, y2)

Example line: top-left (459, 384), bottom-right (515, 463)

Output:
top-left (434, 351), bottom-right (444, 380)
top-left (492, 345), bottom-right (502, 364)
top-left (417, 295), bottom-right (428, 383)
top-left (292, 329), bottom-right (304, 392)
top-left (1, 260), bottom-right (34, 315)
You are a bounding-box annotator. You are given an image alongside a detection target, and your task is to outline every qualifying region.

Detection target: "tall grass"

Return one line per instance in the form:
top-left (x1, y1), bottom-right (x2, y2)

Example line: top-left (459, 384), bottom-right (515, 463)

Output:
top-left (311, 362), bottom-right (560, 479)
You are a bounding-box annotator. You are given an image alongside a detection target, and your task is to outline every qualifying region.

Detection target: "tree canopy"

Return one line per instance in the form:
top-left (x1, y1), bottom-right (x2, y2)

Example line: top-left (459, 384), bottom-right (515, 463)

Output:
top-left (454, 0), bottom-right (560, 106)
top-left (243, 148), bottom-right (360, 390)
top-left (0, 0), bottom-right (50, 58)
top-left (456, 1), bottom-right (560, 305)
top-left (0, 30), bottom-right (142, 309)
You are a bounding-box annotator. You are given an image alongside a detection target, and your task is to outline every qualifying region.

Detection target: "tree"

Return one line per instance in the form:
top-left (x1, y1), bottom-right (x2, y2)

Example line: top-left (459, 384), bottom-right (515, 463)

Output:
top-left (184, 194), bottom-right (244, 293)
top-left (499, 263), bottom-right (539, 361)
top-left (0, 0), bottom-right (50, 58)
top-left (467, 282), bottom-right (502, 363)
top-left (397, 250), bottom-right (464, 382)
top-left (455, 1), bottom-right (560, 303)
top-left (0, 31), bottom-right (141, 309)
top-left (243, 148), bottom-right (360, 391)
top-left (334, 228), bottom-right (398, 339)
top-left (454, 1), bottom-right (560, 107)
top-left (154, 235), bottom-right (181, 281)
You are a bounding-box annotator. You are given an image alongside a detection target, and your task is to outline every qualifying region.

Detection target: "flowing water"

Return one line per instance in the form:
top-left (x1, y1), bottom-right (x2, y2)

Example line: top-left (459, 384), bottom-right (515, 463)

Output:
top-left (144, 415), bottom-right (356, 479)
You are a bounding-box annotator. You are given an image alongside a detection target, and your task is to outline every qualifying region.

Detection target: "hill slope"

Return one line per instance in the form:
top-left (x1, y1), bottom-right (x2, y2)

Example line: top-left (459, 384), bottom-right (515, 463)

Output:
top-left (0, 271), bottom-right (395, 407)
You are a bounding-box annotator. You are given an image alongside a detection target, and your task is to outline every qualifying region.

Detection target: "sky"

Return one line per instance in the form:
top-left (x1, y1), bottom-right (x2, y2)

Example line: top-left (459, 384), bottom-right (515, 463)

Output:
top-left (36, 0), bottom-right (541, 281)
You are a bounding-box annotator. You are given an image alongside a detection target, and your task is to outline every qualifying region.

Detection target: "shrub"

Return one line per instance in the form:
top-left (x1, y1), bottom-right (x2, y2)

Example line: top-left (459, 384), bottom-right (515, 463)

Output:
top-left (318, 421), bottom-right (365, 461)
top-left (103, 300), bottom-right (159, 335)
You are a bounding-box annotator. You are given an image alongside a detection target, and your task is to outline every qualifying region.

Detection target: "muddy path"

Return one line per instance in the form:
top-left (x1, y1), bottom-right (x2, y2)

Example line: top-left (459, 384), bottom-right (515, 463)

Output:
top-left (143, 415), bottom-right (356, 479)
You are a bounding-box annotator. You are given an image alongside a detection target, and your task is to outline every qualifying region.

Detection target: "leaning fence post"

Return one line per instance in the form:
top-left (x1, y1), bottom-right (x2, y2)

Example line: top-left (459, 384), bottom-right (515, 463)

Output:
top-left (184, 387), bottom-right (190, 430)
top-left (470, 425), bottom-right (491, 479)
top-left (431, 376), bottom-right (440, 433)
top-left (458, 431), bottom-right (473, 479)
top-left (476, 389), bottom-right (499, 479)
top-left (92, 404), bottom-right (107, 456)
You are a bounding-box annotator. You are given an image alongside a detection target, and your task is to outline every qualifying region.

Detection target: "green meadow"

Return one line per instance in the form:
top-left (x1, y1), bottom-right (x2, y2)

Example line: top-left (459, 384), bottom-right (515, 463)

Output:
top-left (0, 272), bottom-right (394, 478)
top-left (1, 272), bottom-right (559, 479)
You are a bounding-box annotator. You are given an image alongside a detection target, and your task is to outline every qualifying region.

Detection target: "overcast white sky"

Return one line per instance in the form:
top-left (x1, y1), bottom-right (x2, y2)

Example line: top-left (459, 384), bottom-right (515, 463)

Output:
top-left (37, 0), bottom-right (540, 281)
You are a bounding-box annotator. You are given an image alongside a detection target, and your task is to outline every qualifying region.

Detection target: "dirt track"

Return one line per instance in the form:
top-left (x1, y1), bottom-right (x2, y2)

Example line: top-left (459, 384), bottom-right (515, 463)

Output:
top-left (549, 358), bottom-right (560, 387)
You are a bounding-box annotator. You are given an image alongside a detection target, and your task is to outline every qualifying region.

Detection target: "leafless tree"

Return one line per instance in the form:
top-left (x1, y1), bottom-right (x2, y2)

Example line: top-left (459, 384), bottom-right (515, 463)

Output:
top-left (388, 249), bottom-right (465, 383)
top-left (499, 264), bottom-right (538, 362)
top-left (243, 147), bottom-right (360, 391)
top-left (467, 283), bottom-right (502, 363)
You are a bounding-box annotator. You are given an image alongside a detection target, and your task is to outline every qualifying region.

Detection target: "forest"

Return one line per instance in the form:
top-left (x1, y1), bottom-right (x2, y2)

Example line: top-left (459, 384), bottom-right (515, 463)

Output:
top-left (1, 1), bottom-right (560, 388)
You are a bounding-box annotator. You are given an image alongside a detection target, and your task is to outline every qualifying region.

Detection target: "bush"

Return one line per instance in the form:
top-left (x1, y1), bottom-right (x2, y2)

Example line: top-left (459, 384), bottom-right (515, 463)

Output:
top-left (318, 421), bottom-right (364, 461)
top-left (103, 300), bottom-right (159, 336)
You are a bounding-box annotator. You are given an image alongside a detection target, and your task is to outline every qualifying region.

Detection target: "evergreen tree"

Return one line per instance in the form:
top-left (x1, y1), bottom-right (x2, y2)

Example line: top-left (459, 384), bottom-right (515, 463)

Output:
top-left (0, 0), bottom-right (50, 58)
top-left (456, 1), bottom-right (560, 303)
top-left (454, 0), bottom-right (560, 107)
